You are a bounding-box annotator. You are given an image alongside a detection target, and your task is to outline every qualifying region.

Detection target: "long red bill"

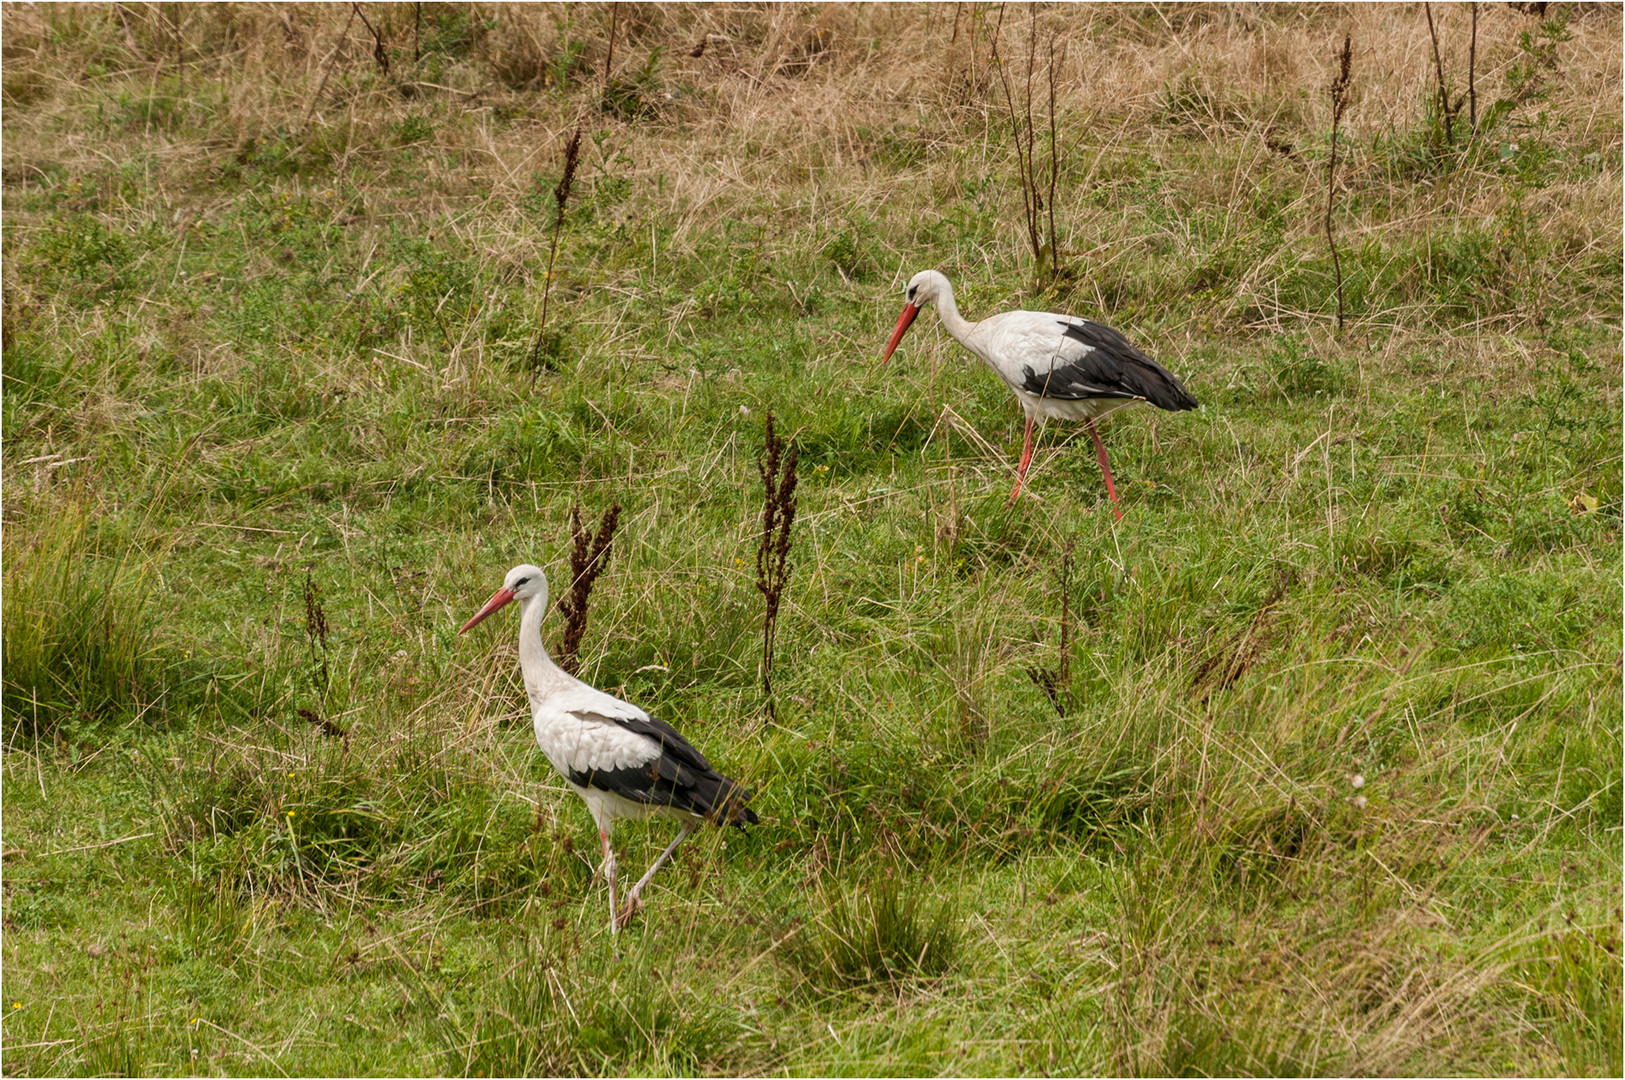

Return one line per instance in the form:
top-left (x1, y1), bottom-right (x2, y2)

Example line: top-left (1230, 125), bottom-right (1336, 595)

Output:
top-left (459, 586), bottom-right (516, 634)
top-left (880, 302), bottom-right (919, 363)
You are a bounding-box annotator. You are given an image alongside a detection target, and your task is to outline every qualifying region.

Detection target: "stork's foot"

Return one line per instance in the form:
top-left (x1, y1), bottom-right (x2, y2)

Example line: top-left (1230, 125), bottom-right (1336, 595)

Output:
top-left (616, 894), bottom-right (643, 929)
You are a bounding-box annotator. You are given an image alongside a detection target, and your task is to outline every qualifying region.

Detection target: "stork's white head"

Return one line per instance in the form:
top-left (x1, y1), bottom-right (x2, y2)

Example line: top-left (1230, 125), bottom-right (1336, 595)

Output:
top-left (459, 564), bottom-right (549, 633)
top-left (880, 270), bottom-right (952, 363)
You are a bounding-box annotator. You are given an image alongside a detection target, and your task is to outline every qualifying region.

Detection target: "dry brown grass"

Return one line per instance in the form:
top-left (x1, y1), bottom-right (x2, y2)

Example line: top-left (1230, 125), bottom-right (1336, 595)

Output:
top-left (6, 4), bottom-right (1617, 265)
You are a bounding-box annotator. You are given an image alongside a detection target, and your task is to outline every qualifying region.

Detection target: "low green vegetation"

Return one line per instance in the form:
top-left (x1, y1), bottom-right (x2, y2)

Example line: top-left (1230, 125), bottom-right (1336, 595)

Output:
top-left (3, 4), bottom-right (1620, 1075)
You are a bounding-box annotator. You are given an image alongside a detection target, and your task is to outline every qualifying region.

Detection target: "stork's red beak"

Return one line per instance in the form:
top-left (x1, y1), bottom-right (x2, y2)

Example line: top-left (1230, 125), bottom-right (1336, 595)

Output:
top-left (459, 586), bottom-right (516, 633)
top-left (880, 302), bottom-right (919, 364)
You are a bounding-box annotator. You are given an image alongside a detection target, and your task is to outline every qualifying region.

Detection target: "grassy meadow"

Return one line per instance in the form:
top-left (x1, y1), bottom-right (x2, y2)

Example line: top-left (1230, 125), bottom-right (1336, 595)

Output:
top-left (2, 3), bottom-right (1621, 1074)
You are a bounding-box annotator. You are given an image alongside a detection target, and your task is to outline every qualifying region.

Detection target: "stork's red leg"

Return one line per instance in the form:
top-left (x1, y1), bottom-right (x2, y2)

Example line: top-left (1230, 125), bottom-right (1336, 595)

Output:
top-left (620, 821), bottom-right (695, 927)
top-left (1008, 416), bottom-right (1036, 506)
top-left (600, 828), bottom-right (620, 938)
top-left (1087, 418), bottom-right (1123, 522)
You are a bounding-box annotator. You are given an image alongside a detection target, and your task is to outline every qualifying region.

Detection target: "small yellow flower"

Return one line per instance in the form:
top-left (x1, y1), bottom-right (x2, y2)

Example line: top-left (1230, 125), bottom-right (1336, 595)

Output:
top-left (12, 1002), bottom-right (20, 1010)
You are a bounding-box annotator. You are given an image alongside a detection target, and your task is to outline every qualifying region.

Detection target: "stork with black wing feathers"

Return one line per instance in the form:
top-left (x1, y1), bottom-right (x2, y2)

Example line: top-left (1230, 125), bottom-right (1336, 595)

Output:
top-left (461, 565), bottom-right (757, 937)
top-left (882, 270), bottom-right (1199, 516)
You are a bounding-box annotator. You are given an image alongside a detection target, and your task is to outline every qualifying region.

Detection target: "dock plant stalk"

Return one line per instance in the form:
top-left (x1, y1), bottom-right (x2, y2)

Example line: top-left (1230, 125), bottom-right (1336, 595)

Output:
top-left (555, 502), bottom-right (621, 677)
top-left (1325, 34), bottom-right (1353, 333)
top-left (755, 411), bottom-right (798, 714)
top-left (530, 126), bottom-right (582, 382)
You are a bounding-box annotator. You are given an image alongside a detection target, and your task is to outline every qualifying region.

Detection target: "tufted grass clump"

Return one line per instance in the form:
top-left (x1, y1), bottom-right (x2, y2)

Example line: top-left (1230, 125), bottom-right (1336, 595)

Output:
top-left (788, 874), bottom-right (961, 990)
top-left (441, 934), bottom-right (740, 1077)
top-left (1, 506), bottom-right (160, 741)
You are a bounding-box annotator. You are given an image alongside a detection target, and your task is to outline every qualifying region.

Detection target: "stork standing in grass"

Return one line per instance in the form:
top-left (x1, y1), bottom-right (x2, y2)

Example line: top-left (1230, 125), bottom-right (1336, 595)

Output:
top-left (460, 564), bottom-right (757, 935)
top-left (881, 270), bottom-right (1199, 516)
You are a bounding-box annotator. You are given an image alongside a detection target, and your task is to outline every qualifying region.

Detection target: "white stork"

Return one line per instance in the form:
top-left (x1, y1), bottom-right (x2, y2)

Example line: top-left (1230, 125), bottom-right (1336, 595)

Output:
top-left (881, 270), bottom-right (1199, 516)
top-left (460, 564), bottom-right (758, 936)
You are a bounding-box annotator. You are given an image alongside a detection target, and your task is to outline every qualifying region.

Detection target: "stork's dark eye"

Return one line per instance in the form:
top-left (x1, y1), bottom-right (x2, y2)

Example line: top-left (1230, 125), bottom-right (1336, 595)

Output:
top-left (908, 286), bottom-right (917, 300)
top-left (515, 577), bottom-right (530, 587)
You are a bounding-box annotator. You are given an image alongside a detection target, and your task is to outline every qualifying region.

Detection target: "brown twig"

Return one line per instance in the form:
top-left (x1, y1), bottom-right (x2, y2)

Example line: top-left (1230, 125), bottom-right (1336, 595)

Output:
top-left (1047, 33), bottom-right (1060, 282)
top-left (115, 4), bottom-right (146, 63)
top-left (298, 706), bottom-right (346, 739)
top-left (604, 6), bottom-right (619, 82)
top-left (352, 3), bottom-right (389, 76)
top-left (1325, 34), bottom-right (1353, 333)
top-left (995, 7), bottom-right (1062, 288)
top-left (988, 1), bottom-right (1007, 62)
top-left (302, 4), bottom-right (360, 133)
top-left (1424, 2), bottom-right (1453, 148)
top-left (1468, 2), bottom-right (1478, 132)
top-left (755, 412), bottom-right (798, 714)
top-left (303, 570), bottom-right (330, 697)
top-left (555, 502), bottom-right (622, 677)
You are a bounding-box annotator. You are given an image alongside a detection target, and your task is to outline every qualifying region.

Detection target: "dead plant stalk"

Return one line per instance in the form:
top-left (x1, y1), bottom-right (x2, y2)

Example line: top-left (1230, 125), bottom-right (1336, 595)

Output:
top-left (303, 569), bottom-right (330, 699)
top-left (1325, 34), bottom-right (1353, 333)
top-left (530, 126), bottom-right (583, 382)
top-left (755, 411), bottom-right (798, 714)
top-left (554, 502), bottom-right (622, 678)
top-left (995, 6), bottom-right (1063, 288)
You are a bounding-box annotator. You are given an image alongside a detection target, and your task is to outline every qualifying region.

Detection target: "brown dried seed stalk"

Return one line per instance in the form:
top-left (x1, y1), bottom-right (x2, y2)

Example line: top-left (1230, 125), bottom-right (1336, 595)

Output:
top-left (303, 569), bottom-right (329, 696)
top-left (531, 126), bottom-right (583, 381)
top-left (555, 501), bottom-right (621, 677)
top-left (1325, 34), bottom-right (1353, 333)
top-left (756, 411), bottom-right (798, 712)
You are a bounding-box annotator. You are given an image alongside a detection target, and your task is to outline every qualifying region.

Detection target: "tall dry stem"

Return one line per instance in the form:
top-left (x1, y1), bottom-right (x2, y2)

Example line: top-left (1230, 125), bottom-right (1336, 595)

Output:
top-left (1468, 3), bottom-right (1479, 131)
top-left (1424, 3), bottom-right (1459, 148)
top-left (302, 5), bottom-right (359, 134)
top-left (530, 126), bottom-right (582, 382)
top-left (353, 2), bottom-right (388, 76)
top-left (303, 569), bottom-right (330, 699)
top-left (755, 411), bottom-right (798, 714)
top-left (1324, 34), bottom-right (1353, 333)
top-left (996, 5), bottom-right (1063, 288)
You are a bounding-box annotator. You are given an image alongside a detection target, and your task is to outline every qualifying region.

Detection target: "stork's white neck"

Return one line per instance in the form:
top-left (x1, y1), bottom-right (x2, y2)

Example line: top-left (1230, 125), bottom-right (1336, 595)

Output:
top-left (517, 594), bottom-right (570, 705)
top-left (931, 278), bottom-right (977, 348)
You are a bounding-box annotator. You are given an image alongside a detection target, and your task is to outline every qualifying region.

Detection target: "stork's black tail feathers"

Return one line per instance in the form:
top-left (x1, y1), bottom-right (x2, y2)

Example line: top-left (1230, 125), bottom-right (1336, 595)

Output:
top-left (678, 767), bottom-right (758, 828)
top-left (714, 776), bottom-right (760, 829)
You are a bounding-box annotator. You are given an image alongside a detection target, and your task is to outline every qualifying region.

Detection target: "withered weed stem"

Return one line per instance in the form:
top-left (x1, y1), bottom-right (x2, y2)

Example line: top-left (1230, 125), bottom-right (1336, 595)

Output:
top-left (530, 126), bottom-right (582, 383)
top-left (554, 501), bottom-right (621, 678)
top-left (755, 411), bottom-right (798, 716)
top-left (1325, 33), bottom-right (1353, 332)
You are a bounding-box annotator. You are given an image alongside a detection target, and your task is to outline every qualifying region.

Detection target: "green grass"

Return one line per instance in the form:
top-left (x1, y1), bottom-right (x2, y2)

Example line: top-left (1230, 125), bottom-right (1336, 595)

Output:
top-left (2, 3), bottom-right (1621, 1075)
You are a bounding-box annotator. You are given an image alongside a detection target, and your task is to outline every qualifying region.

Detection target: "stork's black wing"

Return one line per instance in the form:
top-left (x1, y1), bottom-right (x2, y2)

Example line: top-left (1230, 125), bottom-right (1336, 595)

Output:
top-left (567, 712), bottom-right (759, 827)
top-left (1019, 320), bottom-right (1199, 411)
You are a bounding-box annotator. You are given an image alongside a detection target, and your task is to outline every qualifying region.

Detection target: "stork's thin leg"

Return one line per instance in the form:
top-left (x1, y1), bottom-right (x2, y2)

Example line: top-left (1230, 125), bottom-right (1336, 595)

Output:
top-left (1086, 418), bottom-right (1123, 522)
top-left (1007, 416), bottom-right (1037, 506)
top-left (619, 821), bottom-right (696, 928)
top-left (600, 828), bottom-right (619, 939)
